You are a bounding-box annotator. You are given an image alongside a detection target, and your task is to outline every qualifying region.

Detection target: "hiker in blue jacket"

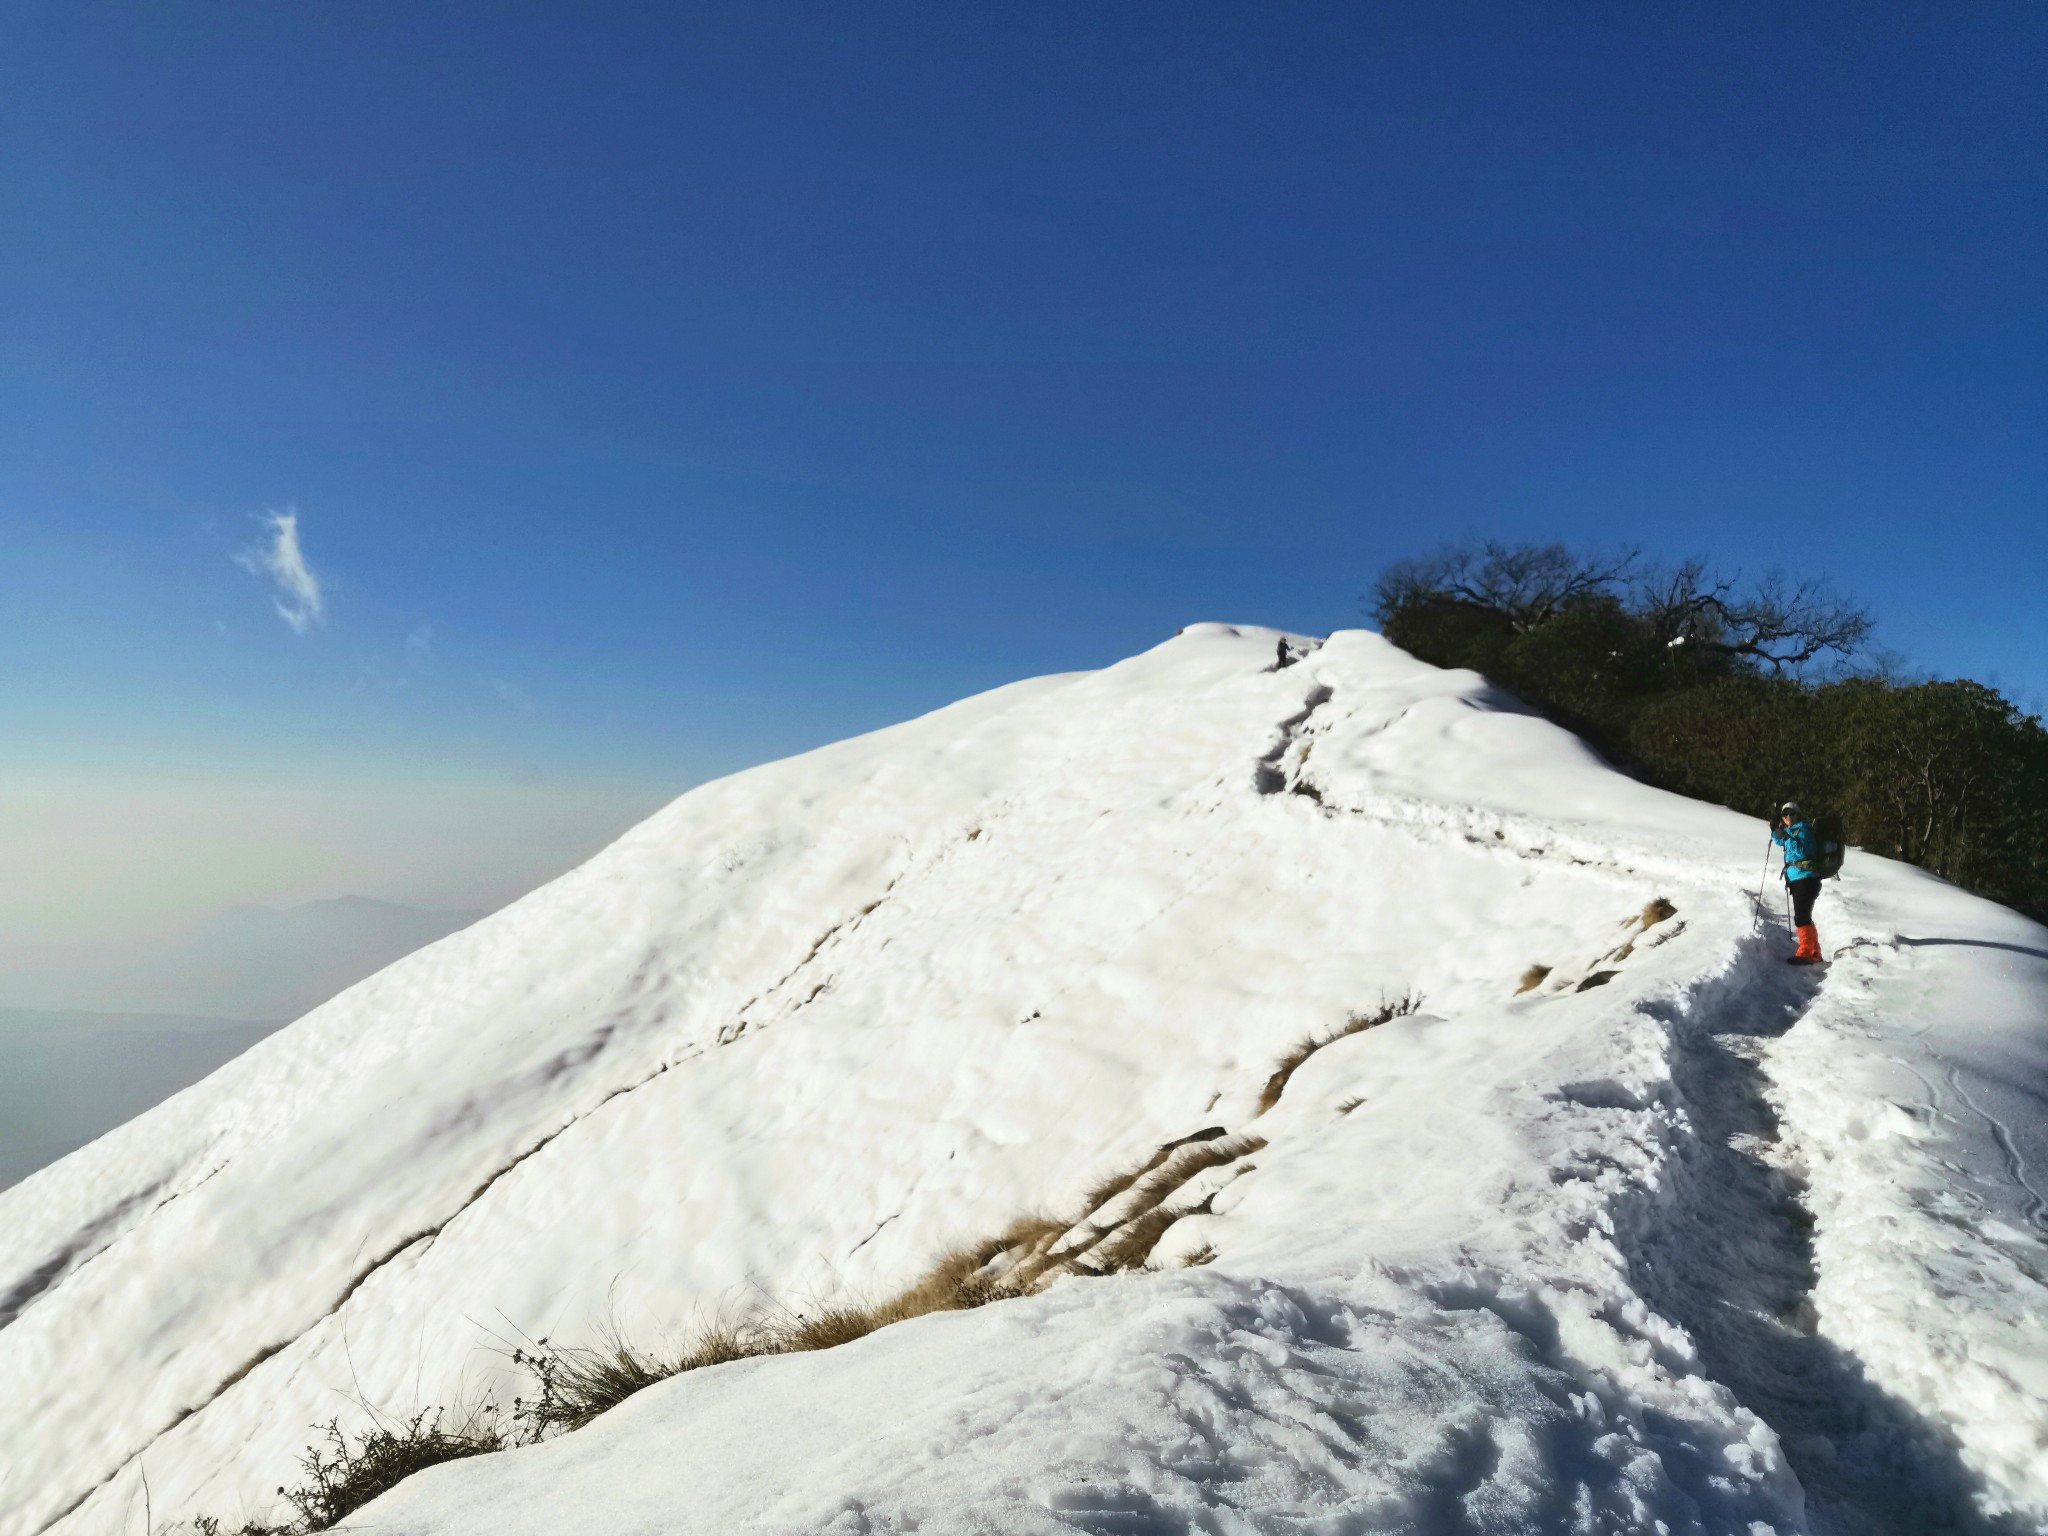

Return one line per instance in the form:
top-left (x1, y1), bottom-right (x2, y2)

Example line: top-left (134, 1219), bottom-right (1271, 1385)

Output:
top-left (1773, 801), bottom-right (1824, 964)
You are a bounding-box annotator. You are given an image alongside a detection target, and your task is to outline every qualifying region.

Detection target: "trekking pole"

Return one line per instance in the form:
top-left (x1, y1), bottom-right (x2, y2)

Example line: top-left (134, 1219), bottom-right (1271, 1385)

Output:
top-left (1755, 834), bottom-right (1777, 914)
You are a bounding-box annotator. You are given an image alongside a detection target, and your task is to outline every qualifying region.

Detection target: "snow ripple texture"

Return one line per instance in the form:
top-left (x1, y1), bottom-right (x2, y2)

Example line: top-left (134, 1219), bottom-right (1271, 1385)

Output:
top-left (2, 625), bottom-right (2044, 1536)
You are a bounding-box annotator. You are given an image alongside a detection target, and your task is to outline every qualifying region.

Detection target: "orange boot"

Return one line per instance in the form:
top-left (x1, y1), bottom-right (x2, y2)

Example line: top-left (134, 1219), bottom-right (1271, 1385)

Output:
top-left (1790, 924), bottom-right (1822, 965)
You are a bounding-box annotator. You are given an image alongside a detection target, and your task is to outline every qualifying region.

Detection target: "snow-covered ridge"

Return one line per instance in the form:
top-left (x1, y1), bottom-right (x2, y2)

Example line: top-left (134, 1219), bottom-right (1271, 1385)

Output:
top-left (3, 625), bottom-right (2043, 1534)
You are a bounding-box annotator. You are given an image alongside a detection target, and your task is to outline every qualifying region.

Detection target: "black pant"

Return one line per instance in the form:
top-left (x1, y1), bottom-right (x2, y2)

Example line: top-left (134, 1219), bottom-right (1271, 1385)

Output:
top-left (1788, 876), bottom-right (1821, 927)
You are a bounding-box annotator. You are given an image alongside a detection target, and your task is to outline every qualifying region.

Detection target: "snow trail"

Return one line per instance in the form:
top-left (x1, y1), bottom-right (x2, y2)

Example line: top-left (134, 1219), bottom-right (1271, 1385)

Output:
top-left (1640, 930), bottom-right (2036, 1535)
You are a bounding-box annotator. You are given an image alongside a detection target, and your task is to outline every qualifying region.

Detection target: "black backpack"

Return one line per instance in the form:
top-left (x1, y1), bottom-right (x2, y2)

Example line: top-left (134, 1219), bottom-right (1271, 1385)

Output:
top-left (1811, 810), bottom-right (1847, 880)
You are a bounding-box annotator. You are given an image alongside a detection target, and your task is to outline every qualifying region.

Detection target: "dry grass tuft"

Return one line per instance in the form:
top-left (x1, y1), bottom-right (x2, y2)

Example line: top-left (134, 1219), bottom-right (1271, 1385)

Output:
top-left (1085, 1205), bottom-right (1184, 1273)
top-left (747, 1214), bottom-right (1076, 1362)
top-left (1642, 919), bottom-right (1686, 949)
top-left (197, 1128), bottom-right (1275, 1531)
top-left (201, 974), bottom-right (1402, 1534)
top-left (1255, 995), bottom-right (1420, 1114)
top-left (1056, 1133), bottom-right (1263, 1275)
top-left (775, 1306), bottom-right (889, 1353)
top-left (1256, 1035), bottom-right (1324, 1115)
top-left (510, 1217), bottom-right (1072, 1444)
top-left (896, 1216), bottom-right (1067, 1307)
top-left (1622, 896), bottom-right (1677, 930)
top-left (514, 1332), bottom-right (700, 1436)
top-left (1077, 1147), bottom-right (1176, 1218)
top-left (674, 1324), bottom-right (755, 1372)
top-left (1516, 964), bottom-right (1552, 994)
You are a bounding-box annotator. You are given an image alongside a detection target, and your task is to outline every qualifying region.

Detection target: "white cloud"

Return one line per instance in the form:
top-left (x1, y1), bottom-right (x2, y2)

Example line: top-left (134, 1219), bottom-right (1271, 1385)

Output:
top-left (235, 509), bottom-right (325, 633)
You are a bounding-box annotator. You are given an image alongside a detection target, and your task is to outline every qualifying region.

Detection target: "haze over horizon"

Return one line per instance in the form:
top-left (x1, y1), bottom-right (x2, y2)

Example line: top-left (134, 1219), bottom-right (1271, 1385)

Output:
top-left (0, 893), bottom-right (485, 1020)
top-left (0, 893), bottom-right (487, 1190)
top-left (4, 4), bottom-right (2042, 966)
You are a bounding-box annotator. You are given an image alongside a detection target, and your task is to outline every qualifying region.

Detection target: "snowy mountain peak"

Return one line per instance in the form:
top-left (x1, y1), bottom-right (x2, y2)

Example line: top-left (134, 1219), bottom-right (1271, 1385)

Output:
top-left (3, 625), bottom-right (2044, 1535)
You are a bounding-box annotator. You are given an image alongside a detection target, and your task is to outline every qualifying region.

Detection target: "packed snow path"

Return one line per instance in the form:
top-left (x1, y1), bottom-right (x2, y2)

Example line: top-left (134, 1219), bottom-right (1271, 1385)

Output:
top-left (2, 626), bottom-right (2044, 1536)
top-left (1639, 947), bottom-right (2037, 1536)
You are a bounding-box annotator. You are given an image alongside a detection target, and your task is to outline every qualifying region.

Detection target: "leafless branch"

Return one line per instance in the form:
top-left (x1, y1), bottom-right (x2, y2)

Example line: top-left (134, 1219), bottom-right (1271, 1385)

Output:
top-left (1374, 539), bottom-right (1638, 631)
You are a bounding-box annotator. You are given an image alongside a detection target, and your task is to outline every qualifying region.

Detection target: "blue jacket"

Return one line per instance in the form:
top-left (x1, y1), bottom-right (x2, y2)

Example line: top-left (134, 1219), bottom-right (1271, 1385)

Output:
top-left (1773, 818), bottom-right (1819, 882)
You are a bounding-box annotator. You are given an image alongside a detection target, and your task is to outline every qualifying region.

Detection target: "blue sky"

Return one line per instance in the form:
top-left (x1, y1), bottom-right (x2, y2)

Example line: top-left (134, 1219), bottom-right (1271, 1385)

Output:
top-left (3, 4), bottom-right (2043, 952)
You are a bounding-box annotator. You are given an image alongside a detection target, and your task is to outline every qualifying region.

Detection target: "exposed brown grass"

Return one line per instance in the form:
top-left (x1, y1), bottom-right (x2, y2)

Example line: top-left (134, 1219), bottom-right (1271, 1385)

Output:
top-left (200, 1122), bottom-right (1273, 1536)
top-left (675, 1323), bottom-right (755, 1371)
top-left (893, 1216), bottom-right (1069, 1303)
top-left (196, 1036), bottom-right (1325, 1535)
top-left (1084, 1205), bottom-right (1184, 1273)
top-left (1076, 1147), bottom-right (1176, 1218)
top-left (1255, 995), bottom-right (1420, 1114)
top-left (1056, 1133), bottom-right (1263, 1274)
top-left (1603, 898), bottom-right (1677, 959)
top-left (514, 1329), bottom-right (703, 1436)
top-left (1072, 1126), bottom-right (1233, 1222)
top-left (1256, 1035), bottom-right (1323, 1114)
top-left (761, 1223), bottom-right (1059, 1351)
top-left (1516, 964), bottom-right (1552, 994)
top-left (510, 1218), bottom-right (1074, 1442)
top-left (402, 1166), bottom-right (1245, 1481)
top-left (1626, 896), bottom-right (1677, 929)
top-left (198, 971), bottom-right (1398, 1536)
top-left (775, 1306), bottom-right (889, 1352)
top-left (1124, 1135), bottom-right (1261, 1215)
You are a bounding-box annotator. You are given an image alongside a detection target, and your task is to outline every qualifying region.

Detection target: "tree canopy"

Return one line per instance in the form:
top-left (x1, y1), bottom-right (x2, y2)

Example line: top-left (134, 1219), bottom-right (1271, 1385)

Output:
top-left (1373, 540), bottom-right (2046, 922)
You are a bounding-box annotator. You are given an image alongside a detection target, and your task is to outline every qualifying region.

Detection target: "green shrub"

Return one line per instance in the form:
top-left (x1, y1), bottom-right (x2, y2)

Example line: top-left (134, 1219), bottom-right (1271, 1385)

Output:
top-left (1824, 678), bottom-right (2048, 914)
top-left (1376, 542), bottom-right (2048, 922)
top-left (1629, 676), bottom-right (1828, 815)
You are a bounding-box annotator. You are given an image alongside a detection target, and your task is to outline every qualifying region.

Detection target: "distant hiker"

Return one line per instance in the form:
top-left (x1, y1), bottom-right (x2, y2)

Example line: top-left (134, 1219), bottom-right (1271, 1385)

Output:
top-left (1772, 801), bottom-right (1824, 965)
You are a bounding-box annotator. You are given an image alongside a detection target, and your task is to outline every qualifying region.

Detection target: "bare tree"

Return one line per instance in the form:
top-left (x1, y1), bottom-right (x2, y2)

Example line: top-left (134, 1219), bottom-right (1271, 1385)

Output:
top-left (1375, 539), bottom-right (1871, 673)
top-left (1372, 540), bottom-right (1638, 631)
top-left (1634, 561), bottom-right (1871, 670)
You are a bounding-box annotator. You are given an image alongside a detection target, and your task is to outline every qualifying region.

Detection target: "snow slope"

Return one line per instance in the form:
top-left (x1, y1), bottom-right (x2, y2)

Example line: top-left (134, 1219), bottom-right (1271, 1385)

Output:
top-left (3, 626), bottom-right (2043, 1536)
